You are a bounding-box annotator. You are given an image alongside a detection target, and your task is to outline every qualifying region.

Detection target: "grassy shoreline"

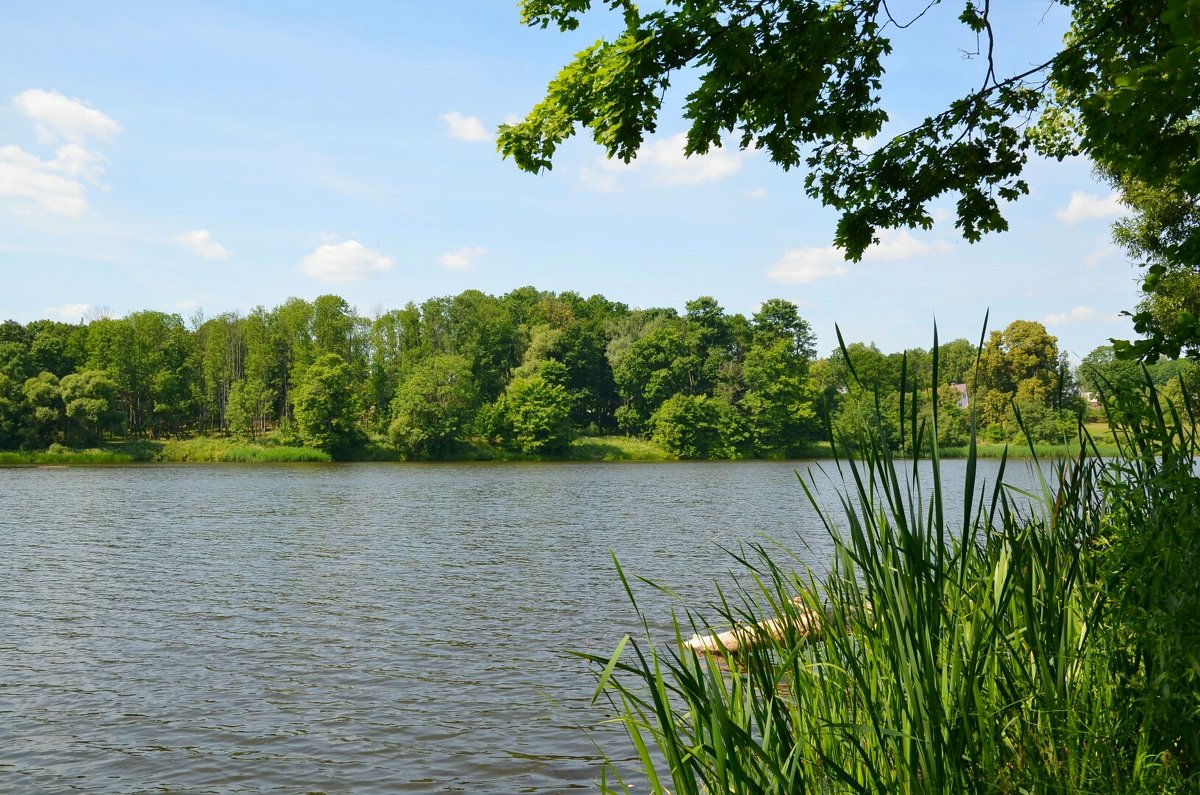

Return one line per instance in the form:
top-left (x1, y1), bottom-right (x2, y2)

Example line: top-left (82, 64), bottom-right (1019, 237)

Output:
top-left (0, 434), bottom-right (1126, 465)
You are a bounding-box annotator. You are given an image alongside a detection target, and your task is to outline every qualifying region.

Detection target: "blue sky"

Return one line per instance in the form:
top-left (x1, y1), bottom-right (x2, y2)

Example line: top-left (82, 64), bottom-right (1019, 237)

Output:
top-left (0, 0), bottom-right (1136, 361)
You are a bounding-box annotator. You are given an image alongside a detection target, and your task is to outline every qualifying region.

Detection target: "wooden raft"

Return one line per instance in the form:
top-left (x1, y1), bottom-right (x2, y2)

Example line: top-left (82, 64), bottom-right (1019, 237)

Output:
top-left (684, 599), bottom-right (823, 655)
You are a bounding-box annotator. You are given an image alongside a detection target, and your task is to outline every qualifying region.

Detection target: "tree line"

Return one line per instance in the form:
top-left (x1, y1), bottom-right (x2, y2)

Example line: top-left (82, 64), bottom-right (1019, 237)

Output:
top-left (0, 289), bottom-right (1168, 459)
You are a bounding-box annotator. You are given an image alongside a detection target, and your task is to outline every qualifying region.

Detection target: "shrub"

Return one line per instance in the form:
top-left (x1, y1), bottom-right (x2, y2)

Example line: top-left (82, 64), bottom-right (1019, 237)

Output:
top-left (649, 394), bottom-right (742, 459)
top-left (388, 354), bottom-right (477, 458)
top-left (500, 374), bottom-right (573, 455)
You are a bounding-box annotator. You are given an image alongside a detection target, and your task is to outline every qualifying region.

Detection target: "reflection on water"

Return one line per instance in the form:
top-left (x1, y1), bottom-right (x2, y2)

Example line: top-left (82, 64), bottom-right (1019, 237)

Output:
top-left (0, 459), bottom-right (1034, 792)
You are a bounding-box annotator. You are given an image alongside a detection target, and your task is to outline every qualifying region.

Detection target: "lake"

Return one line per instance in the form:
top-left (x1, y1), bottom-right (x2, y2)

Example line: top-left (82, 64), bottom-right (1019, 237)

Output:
top-left (0, 459), bottom-right (1039, 792)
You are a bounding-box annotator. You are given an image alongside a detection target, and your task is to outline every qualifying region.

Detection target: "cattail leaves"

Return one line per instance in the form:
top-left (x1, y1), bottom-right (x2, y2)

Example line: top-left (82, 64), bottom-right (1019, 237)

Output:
top-left (584, 329), bottom-right (1199, 792)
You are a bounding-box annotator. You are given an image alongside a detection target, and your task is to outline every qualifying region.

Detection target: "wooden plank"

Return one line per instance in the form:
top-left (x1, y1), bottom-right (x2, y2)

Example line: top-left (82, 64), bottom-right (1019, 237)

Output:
top-left (683, 600), bottom-right (823, 655)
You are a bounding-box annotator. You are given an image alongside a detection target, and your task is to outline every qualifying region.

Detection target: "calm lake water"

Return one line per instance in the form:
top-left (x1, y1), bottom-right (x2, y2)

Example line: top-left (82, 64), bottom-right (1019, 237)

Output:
top-left (0, 459), bottom-right (1039, 793)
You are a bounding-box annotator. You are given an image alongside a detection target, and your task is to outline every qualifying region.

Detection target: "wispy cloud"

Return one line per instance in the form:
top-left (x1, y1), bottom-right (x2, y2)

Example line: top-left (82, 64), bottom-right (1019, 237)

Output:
top-left (440, 111), bottom-right (490, 142)
top-left (768, 229), bottom-right (952, 284)
top-left (578, 132), bottom-right (746, 192)
top-left (1084, 245), bottom-right (1122, 269)
top-left (13, 89), bottom-right (121, 144)
top-left (577, 166), bottom-right (621, 193)
top-left (2, 89), bottom-right (119, 217)
top-left (300, 240), bottom-right (393, 282)
top-left (44, 302), bottom-right (91, 321)
top-left (1056, 191), bottom-right (1126, 224)
top-left (767, 247), bottom-right (850, 285)
top-left (177, 229), bottom-right (231, 260)
top-left (1042, 306), bottom-right (1100, 325)
top-left (869, 229), bottom-right (953, 260)
top-left (639, 133), bottom-right (743, 186)
top-left (0, 144), bottom-right (108, 216)
top-left (438, 245), bottom-right (487, 271)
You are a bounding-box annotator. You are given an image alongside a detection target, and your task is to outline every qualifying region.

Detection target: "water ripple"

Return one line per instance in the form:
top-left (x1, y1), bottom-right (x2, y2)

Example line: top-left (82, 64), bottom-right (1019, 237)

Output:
top-left (0, 460), bottom-right (1021, 792)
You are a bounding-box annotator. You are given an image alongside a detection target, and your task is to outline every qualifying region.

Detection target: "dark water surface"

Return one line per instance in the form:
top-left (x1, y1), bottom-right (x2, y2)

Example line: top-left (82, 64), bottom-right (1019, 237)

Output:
top-left (0, 459), bottom-right (1031, 792)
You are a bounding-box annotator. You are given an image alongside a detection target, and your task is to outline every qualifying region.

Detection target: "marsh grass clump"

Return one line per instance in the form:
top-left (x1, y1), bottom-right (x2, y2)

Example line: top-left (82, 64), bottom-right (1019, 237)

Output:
top-left (0, 447), bottom-right (134, 464)
top-left (585, 332), bottom-right (1200, 794)
top-left (150, 437), bottom-right (332, 462)
top-left (939, 440), bottom-right (1123, 458)
top-left (219, 445), bottom-right (332, 462)
top-left (566, 436), bottom-right (675, 462)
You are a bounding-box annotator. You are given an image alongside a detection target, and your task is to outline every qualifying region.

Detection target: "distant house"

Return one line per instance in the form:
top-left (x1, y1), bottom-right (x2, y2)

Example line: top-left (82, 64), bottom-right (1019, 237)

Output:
top-left (949, 382), bottom-right (969, 409)
top-left (1082, 391), bottom-right (1102, 409)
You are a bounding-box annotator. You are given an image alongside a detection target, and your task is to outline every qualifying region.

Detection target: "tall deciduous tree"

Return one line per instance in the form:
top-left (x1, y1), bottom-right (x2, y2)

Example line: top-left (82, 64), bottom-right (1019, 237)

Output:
top-left (27, 320), bottom-right (86, 377)
top-left (21, 372), bottom-right (62, 448)
top-left (293, 353), bottom-right (362, 458)
top-left (0, 340), bottom-right (34, 384)
top-left (611, 322), bottom-right (693, 432)
top-left (1109, 170), bottom-right (1200, 358)
top-left (388, 354), bottom-right (477, 458)
top-left (60, 370), bottom-right (121, 445)
top-left (937, 338), bottom-right (978, 386)
top-left (88, 311), bottom-right (192, 437)
top-left (501, 373), bottom-right (574, 455)
top-left (369, 305), bottom-right (421, 423)
top-left (226, 378), bottom-right (271, 440)
top-left (0, 372), bottom-right (21, 449)
top-left (740, 337), bottom-right (816, 455)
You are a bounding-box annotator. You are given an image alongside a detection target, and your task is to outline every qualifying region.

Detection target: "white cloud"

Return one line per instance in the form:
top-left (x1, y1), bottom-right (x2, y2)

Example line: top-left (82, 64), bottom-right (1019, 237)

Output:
top-left (767, 247), bottom-right (850, 284)
top-left (1042, 306), bottom-right (1099, 325)
top-left (438, 245), bottom-right (487, 271)
top-left (930, 206), bottom-right (953, 223)
top-left (300, 240), bottom-right (393, 282)
top-left (53, 143), bottom-right (107, 182)
top-left (177, 229), bottom-right (231, 259)
top-left (13, 89), bottom-right (121, 144)
top-left (440, 111), bottom-right (490, 142)
top-left (1055, 191), bottom-right (1126, 224)
top-left (2, 90), bottom-right (118, 217)
top-left (869, 229), bottom-right (953, 260)
top-left (0, 143), bottom-right (108, 216)
top-left (746, 187), bottom-right (768, 200)
top-left (1084, 246), bottom-right (1122, 269)
top-left (44, 302), bottom-right (91, 321)
top-left (768, 229), bottom-right (952, 284)
top-left (579, 132), bottom-right (745, 192)
top-left (640, 133), bottom-right (743, 186)
top-left (577, 166), bottom-right (622, 193)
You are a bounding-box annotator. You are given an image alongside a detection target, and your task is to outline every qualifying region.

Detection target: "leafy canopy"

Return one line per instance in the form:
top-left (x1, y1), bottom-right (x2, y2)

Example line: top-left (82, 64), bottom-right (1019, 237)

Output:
top-left (294, 353), bottom-right (362, 458)
top-left (500, 0), bottom-right (1199, 277)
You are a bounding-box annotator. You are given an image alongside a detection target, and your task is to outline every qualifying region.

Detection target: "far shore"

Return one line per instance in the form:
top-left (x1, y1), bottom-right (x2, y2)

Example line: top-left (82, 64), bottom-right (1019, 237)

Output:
top-left (0, 433), bottom-right (1124, 466)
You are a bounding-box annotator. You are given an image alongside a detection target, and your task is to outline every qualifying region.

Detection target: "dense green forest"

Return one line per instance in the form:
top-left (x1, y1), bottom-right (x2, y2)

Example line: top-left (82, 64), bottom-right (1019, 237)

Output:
top-left (1, 288), bottom-right (1194, 460)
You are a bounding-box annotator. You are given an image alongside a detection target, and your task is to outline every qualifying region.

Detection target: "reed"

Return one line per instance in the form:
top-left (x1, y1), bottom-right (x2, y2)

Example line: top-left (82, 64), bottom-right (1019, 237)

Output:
top-left (155, 437), bottom-right (332, 462)
top-left (584, 333), bottom-right (1198, 793)
top-left (219, 445), bottom-right (332, 462)
top-left (938, 441), bottom-right (1123, 458)
top-left (0, 448), bottom-right (134, 464)
top-left (566, 436), bottom-right (675, 461)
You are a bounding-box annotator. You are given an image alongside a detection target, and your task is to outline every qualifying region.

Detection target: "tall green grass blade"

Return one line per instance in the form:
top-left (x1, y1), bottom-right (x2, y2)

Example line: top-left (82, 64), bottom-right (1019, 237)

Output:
top-left (593, 635), bottom-right (631, 705)
top-left (583, 326), bottom-right (1199, 794)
